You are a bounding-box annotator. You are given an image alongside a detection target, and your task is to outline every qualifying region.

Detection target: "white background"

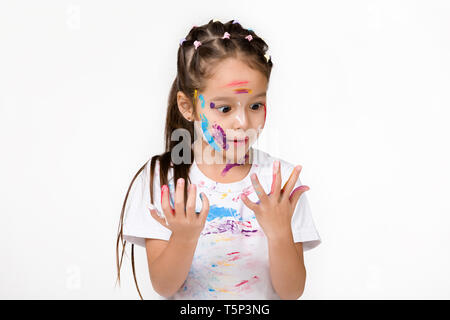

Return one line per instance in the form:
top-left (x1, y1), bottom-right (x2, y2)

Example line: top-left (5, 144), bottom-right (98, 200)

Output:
top-left (1, 0), bottom-right (449, 299)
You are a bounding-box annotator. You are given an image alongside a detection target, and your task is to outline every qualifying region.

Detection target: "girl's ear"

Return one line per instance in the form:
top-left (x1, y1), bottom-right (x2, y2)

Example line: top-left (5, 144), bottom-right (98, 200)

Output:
top-left (177, 91), bottom-right (195, 121)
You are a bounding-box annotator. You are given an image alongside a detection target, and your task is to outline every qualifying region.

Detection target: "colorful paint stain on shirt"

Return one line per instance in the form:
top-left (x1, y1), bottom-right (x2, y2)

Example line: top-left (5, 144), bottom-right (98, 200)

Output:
top-left (206, 204), bottom-right (238, 221)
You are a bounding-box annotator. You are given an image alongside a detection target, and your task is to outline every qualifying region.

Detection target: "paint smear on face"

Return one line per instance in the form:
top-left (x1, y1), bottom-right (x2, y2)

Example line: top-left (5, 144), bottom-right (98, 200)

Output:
top-left (210, 102), bottom-right (215, 108)
top-left (200, 113), bottom-right (221, 151)
top-left (223, 80), bottom-right (249, 87)
top-left (221, 153), bottom-right (249, 176)
top-left (212, 123), bottom-right (228, 150)
top-left (233, 88), bottom-right (252, 94)
top-left (199, 94), bottom-right (206, 109)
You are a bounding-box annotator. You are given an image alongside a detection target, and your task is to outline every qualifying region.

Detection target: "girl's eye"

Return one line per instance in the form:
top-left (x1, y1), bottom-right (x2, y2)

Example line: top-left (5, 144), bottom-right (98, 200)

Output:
top-left (250, 103), bottom-right (263, 111)
top-left (217, 106), bottom-right (231, 113)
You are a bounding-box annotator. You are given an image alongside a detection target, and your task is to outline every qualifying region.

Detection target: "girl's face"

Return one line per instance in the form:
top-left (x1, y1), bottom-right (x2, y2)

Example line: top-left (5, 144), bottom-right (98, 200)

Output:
top-left (193, 58), bottom-right (268, 164)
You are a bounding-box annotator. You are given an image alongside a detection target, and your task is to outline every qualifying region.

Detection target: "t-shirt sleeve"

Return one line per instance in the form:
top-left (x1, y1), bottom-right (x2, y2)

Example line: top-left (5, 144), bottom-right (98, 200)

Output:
top-left (122, 160), bottom-right (172, 247)
top-left (282, 163), bottom-right (322, 252)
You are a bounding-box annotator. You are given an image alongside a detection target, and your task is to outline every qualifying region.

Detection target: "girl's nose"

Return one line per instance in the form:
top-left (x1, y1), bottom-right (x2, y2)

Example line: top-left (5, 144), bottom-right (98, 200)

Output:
top-left (233, 108), bottom-right (248, 129)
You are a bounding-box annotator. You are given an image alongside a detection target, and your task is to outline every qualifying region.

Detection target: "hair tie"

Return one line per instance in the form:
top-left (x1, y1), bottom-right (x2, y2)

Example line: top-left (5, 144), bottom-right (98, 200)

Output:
top-left (245, 34), bottom-right (253, 42)
top-left (232, 20), bottom-right (239, 24)
top-left (179, 38), bottom-right (186, 46)
top-left (222, 32), bottom-right (230, 39)
top-left (193, 40), bottom-right (202, 50)
top-left (264, 53), bottom-right (271, 62)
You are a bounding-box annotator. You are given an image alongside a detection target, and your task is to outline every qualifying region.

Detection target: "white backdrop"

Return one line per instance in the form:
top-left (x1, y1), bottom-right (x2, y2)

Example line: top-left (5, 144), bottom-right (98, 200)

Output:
top-left (1, 0), bottom-right (449, 299)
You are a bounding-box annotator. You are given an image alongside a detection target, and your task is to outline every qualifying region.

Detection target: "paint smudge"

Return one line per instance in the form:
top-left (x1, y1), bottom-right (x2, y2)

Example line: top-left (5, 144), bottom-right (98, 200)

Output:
top-left (233, 185), bottom-right (255, 202)
top-left (212, 123), bottom-right (228, 150)
top-left (201, 218), bottom-right (259, 236)
top-left (220, 153), bottom-right (249, 176)
top-left (223, 80), bottom-right (249, 87)
top-left (206, 205), bottom-right (239, 221)
top-left (210, 102), bottom-right (215, 108)
top-left (193, 89), bottom-right (198, 106)
top-left (199, 94), bottom-right (205, 109)
top-left (233, 88), bottom-right (252, 94)
top-left (235, 276), bottom-right (260, 289)
top-left (200, 113), bottom-right (221, 151)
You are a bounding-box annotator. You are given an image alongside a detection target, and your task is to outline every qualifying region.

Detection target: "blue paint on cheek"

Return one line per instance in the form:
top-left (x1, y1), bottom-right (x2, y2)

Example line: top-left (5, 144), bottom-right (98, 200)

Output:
top-left (200, 113), bottom-right (221, 152)
top-left (199, 94), bottom-right (205, 109)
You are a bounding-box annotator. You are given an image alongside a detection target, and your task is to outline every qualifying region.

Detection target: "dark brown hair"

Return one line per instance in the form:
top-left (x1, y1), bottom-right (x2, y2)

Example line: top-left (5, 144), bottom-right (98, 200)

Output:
top-left (115, 19), bottom-right (273, 299)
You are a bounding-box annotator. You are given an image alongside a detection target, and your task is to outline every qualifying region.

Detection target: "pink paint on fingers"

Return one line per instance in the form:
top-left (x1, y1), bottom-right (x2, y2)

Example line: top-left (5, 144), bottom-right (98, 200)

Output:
top-left (289, 186), bottom-right (310, 201)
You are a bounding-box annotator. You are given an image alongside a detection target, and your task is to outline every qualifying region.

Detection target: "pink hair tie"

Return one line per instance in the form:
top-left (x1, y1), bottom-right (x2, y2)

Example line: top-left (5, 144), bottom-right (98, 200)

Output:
top-left (245, 34), bottom-right (253, 42)
top-left (193, 40), bottom-right (202, 50)
top-left (222, 32), bottom-right (230, 39)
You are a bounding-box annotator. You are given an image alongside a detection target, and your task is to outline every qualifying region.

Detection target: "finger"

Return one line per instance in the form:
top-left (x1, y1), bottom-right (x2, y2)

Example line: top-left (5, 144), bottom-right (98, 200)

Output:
top-left (160, 184), bottom-right (175, 218)
top-left (198, 191), bottom-right (210, 224)
top-left (289, 185), bottom-right (310, 206)
top-left (270, 160), bottom-right (282, 200)
top-left (148, 207), bottom-right (168, 227)
top-left (281, 165), bottom-right (302, 202)
top-left (241, 193), bottom-right (259, 213)
top-left (185, 183), bottom-right (197, 222)
top-left (174, 178), bottom-right (186, 218)
top-left (251, 173), bottom-right (269, 204)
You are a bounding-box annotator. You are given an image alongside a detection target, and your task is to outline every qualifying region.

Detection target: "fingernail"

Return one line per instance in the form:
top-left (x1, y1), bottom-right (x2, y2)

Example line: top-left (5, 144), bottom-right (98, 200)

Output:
top-left (177, 178), bottom-right (184, 185)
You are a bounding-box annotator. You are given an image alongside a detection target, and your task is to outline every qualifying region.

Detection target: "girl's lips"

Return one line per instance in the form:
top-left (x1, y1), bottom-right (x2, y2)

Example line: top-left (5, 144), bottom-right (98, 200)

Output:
top-left (228, 137), bottom-right (249, 143)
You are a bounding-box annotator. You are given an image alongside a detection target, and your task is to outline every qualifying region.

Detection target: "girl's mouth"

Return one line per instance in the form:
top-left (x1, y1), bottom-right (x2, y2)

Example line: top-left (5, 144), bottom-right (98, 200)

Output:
top-left (229, 137), bottom-right (249, 144)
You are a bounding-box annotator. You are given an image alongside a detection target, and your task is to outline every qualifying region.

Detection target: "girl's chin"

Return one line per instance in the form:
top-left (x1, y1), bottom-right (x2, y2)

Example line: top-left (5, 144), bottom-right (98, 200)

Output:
top-left (222, 147), bottom-right (250, 161)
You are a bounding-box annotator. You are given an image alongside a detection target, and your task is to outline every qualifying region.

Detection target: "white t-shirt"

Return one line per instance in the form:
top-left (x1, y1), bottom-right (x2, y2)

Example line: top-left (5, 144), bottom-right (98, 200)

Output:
top-left (123, 147), bottom-right (321, 300)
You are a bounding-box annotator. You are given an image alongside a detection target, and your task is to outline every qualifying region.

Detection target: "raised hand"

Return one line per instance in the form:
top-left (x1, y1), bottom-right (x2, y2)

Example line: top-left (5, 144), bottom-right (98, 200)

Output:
top-left (241, 161), bottom-right (309, 241)
top-left (149, 178), bottom-right (210, 242)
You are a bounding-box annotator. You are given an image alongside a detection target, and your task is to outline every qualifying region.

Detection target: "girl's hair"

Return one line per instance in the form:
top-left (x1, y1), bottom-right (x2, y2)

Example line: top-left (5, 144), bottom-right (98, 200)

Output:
top-left (115, 19), bottom-right (273, 299)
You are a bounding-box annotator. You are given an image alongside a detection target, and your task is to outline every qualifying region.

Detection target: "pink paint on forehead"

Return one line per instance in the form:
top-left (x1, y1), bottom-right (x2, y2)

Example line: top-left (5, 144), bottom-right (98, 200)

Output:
top-left (223, 80), bottom-right (249, 87)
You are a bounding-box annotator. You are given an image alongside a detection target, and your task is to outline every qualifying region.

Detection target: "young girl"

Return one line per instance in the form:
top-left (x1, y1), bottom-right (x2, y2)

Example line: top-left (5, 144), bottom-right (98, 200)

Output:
top-left (116, 19), bottom-right (321, 300)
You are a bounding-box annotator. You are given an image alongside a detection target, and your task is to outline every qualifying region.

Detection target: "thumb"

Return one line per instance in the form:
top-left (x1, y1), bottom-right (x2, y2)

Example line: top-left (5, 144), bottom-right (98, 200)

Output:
top-left (289, 185), bottom-right (310, 206)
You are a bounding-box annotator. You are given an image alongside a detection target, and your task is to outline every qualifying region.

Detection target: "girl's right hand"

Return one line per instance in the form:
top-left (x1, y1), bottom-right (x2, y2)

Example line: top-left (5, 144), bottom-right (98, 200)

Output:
top-left (149, 178), bottom-right (209, 243)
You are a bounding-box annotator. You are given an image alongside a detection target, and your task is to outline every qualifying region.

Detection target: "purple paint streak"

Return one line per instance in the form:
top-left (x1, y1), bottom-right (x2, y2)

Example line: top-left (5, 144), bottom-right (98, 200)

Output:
top-left (220, 153), bottom-right (249, 176)
top-left (212, 123), bottom-right (228, 151)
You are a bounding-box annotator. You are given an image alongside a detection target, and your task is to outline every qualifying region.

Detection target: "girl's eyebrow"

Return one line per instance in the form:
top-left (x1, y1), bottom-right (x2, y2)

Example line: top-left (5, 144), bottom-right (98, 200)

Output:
top-left (211, 91), bottom-right (266, 101)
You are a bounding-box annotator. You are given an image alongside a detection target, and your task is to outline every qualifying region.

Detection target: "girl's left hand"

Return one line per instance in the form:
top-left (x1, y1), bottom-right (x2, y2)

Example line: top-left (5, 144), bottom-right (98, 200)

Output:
top-left (241, 161), bottom-right (310, 241)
